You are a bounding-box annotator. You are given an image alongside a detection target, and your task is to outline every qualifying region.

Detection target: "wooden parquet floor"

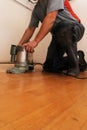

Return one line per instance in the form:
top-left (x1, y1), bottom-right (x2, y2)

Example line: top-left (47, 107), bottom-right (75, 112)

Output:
top-left (0, 64), bottom-right (87, 130)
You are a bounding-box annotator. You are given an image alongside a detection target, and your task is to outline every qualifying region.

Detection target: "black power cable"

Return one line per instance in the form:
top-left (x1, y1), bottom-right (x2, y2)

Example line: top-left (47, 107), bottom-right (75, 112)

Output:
top-left (0, 62), bottom-right (87, 79)
top-left (34, 63), bottom-right (87, 79)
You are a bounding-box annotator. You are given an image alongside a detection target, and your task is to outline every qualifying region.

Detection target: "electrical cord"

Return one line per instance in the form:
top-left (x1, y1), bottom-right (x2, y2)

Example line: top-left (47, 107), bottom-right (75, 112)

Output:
top-left (62, 70), bottom-right (87, 79)
top-left (34, 63), bottom-right (87, 79)
top-left (65, 72), bottom-right (87, 79)
top-left (75, 75), bottom-right (87, 79)
top-left (0, 62), bottom-right (87, 79)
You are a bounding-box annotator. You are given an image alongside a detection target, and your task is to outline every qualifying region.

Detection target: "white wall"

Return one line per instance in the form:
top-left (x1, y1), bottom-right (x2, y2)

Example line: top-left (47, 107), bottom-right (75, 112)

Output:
top-left (0, 0), bottom-right (87, 63)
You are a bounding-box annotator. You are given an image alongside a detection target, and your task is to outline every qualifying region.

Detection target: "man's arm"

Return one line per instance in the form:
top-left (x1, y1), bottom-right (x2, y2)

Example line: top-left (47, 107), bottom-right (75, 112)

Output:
top-left (34, 10), bottom-right (58, 44)
top-left (19, 27), bottom-right (36, 45)
top-left (23, 11), bottom-right (58, 52)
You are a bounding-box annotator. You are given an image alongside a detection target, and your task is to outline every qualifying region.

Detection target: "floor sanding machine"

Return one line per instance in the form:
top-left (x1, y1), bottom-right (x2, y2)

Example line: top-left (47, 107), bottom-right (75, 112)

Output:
top-left (7, 45), bottom-right (34, 74)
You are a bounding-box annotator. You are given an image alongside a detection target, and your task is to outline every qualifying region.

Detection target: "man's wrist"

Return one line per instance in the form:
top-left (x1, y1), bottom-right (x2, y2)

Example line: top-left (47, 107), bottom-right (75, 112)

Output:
top-left (34, 39), bottom-right (39, 46)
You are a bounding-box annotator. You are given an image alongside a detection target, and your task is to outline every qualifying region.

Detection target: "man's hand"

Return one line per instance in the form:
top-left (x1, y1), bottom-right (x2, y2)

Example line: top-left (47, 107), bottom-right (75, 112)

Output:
top-left (23, 40), bottom-right (38, 52)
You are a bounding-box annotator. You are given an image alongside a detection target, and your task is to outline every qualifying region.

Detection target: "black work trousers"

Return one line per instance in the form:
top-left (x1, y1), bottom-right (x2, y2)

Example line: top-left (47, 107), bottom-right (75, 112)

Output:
top-left (43, 21), bottom-right (85, 72)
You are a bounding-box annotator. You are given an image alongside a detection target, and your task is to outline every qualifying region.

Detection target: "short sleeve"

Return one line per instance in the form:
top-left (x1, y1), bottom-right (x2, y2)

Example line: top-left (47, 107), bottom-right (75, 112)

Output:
top-left (47, 0), bottom-right (64, 13)
top-left (28, 7), bottom-right (39, 28)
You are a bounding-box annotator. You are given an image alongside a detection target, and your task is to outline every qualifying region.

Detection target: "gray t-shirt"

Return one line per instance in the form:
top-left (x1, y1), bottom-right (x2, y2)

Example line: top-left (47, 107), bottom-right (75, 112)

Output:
top-left (29, 0), bottom-right (78, 29)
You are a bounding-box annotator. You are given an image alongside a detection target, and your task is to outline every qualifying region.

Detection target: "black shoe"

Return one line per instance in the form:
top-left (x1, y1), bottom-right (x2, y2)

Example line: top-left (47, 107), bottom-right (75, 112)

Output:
top-left (66, 67), bottom-right (80, 77)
